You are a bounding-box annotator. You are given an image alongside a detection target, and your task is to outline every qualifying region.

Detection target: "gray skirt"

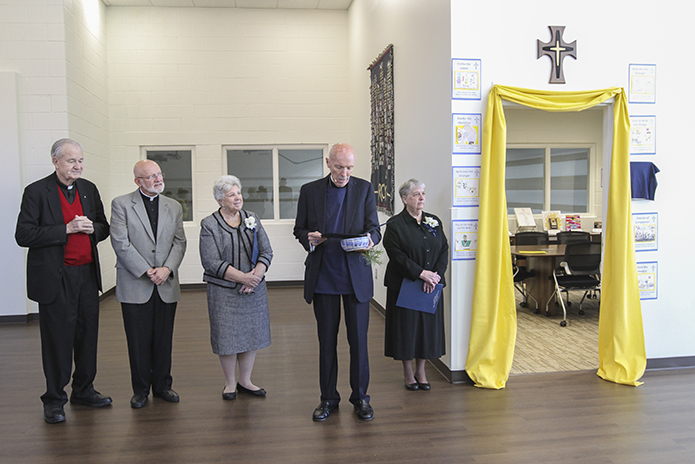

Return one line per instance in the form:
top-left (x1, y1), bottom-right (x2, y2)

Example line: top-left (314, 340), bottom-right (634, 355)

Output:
top-left (206, 281), bottom-right (271, 355)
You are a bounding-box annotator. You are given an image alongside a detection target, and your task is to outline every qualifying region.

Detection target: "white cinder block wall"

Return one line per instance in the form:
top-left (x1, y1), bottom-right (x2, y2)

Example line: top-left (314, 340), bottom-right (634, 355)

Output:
top-left (64, 0), bottom-right (113, 290)
top-left (1, 0), bottom-right (111, 315)
top-left (106, 7), bottom-right (351, 286)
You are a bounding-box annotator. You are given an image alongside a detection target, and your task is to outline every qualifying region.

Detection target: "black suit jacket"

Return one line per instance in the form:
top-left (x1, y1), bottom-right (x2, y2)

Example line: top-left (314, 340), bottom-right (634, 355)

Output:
top-left (293, 175), bottom-right (381, 304)
top-left (15, 172), bottom-right (109, 304)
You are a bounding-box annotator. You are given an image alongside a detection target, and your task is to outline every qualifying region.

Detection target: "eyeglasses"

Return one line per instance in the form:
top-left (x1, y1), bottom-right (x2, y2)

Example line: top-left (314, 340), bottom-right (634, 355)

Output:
top-left (138, 172), bottom-right (165, 181)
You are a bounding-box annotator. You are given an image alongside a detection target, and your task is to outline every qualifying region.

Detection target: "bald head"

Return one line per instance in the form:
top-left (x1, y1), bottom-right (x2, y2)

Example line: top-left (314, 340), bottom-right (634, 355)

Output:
top-left (326, 143), bottom-right (355, 188)
top-left (134, 159), bottom-right (165, 196)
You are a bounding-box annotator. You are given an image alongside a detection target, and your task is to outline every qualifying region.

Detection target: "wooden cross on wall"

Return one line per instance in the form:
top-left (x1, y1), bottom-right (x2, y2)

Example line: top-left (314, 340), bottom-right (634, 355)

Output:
top-left (537, 26), bottom-right (577, 84)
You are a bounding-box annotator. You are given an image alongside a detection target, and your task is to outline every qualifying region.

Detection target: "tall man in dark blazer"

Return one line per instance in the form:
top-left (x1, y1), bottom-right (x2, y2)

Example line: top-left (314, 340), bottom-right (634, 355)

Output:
top-left (15, 138), bottom-right (112, 424)
top-left (294, 143), bottom-right (381, 422)
top-left (110, 159), bottom-right (186, 409)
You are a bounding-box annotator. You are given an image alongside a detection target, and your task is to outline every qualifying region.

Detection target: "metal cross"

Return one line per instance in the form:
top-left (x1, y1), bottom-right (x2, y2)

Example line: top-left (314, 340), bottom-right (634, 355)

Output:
top-left (537, 26), bottom-right (577, 84)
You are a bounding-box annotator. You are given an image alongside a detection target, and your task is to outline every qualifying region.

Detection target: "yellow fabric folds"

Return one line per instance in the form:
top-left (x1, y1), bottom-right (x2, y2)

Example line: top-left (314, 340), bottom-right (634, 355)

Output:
top-left (465, 85), bottom-right (646, 388)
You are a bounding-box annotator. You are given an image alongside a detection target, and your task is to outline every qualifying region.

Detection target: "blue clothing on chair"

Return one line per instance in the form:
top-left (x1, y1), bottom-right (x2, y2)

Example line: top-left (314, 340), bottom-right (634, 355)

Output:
top-left (630, 161), bottom-right (660, 200)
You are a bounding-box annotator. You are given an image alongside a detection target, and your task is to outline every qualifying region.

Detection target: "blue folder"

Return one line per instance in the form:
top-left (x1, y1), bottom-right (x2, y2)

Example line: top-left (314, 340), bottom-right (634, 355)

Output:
top-left (396, 279), bottom-right (443, 314)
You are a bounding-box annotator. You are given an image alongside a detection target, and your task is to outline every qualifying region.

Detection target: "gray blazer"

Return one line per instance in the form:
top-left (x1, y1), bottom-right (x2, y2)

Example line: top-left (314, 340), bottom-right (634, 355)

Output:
top-left (199, 209), bottom-right (272, 289)
top-left (110, 190), bottom-right (187, 304)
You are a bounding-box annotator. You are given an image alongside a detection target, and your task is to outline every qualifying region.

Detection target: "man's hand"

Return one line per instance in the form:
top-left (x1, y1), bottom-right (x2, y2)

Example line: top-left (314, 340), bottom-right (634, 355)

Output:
top-left (147, 267), bottom-right (171, 286)
top-left (308, 231), bottom-right (327, 247)
top-left (66, 215), bottom-right (94, 235)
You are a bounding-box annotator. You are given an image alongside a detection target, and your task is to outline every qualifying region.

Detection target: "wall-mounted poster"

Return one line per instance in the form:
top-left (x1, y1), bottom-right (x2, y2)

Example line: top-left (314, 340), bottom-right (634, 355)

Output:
top-left (633, 212), bottom-right (658, 252)
top-left (452, 220), bottom-right (478, 260)
top-left (628, 64), bottom-right (656, 103)
top-left (637, 261), bottom-right (658, 300)
top-left (630, 116), bottom-right (656, 155)
top-left (452, 113), bottom-right (481, 154)
top-left (451, 59), bottom-right (481, 100)
top-left (452, 166), bottom-right (480, 207)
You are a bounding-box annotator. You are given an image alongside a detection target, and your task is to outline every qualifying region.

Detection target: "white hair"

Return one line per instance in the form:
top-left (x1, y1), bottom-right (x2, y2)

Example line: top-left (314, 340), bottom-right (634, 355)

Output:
top-left (213, 175), bottom-right (242, 201)
top-left (51, 138), bottom-right (82, 160)
top-left (399, 178), bottom-right (426, 202)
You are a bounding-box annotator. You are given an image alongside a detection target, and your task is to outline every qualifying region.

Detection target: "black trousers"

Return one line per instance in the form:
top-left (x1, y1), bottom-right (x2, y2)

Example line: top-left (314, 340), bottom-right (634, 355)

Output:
top-left (313, 293), bottom-right (370, 406)
top-left (121, 288), bottom-right (177, 396)
top-left (38, 263), bottom-right (100, 406)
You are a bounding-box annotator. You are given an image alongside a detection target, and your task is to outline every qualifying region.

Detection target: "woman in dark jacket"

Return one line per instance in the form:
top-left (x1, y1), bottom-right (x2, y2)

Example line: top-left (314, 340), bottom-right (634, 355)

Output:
top-left (383, 179), bottom-right (448, 390)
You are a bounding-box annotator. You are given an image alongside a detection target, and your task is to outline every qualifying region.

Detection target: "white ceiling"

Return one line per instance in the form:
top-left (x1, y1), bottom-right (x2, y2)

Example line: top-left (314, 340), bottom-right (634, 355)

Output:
top-left (101, 0), bottom-right (353, 9)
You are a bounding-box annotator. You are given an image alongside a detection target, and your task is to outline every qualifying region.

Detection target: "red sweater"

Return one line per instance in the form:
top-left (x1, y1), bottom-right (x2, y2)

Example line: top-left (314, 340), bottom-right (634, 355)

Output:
top-left (59, 186), bottom-right (93, 266)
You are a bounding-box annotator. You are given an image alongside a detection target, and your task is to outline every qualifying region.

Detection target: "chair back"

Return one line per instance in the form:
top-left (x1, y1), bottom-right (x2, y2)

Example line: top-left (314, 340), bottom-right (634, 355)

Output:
top-left (557, 230), bottom-right (591, 244)
top-left (515, 231), bottom-right (550, 245)
top-left (563, 242), bottom-right (601, 275)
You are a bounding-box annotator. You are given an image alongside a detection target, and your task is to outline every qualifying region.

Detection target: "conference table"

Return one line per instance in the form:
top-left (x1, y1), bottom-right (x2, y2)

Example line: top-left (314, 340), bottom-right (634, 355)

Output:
top-left (511, 244), bottom-right (566, 316)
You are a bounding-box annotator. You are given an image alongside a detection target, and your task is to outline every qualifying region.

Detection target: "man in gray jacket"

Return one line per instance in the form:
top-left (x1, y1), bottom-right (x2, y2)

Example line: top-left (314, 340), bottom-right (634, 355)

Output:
top-left (111, 160), bottom-right (187, 409)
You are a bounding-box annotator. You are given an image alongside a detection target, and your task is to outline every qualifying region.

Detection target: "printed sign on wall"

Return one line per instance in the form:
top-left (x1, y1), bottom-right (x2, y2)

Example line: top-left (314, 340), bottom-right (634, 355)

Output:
top-left (452, 113), bottom-right (481, 154)
top-left (452, 166), bottom-right (480, 207)
top-left (452, 59), bottom-right (481, 100)
top-left (452, 220), bottom-right (478, 260)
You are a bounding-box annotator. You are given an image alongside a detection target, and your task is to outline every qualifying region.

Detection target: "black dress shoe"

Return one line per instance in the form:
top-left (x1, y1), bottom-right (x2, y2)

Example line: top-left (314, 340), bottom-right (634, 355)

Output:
top-left (222, 388), bottom-right (237, 400)
top-left (312, 400), bottom-right (338, 422)
top-left (236, 383), bottom-right (266, 397)
top-left (153, 389), bottom-right (179, 402)
top-left (405, 382), bottom-right (419, 391)
top-left (130, 394), bottom-right (148, 409)
top-left (70, 391), bottom-right (113, 407)
top-left (415, 376), bottom-right (431, 391)
top-left (44, 404), bottom-right (66, 424)
top-left (353, 400), bottom-right (374, 421)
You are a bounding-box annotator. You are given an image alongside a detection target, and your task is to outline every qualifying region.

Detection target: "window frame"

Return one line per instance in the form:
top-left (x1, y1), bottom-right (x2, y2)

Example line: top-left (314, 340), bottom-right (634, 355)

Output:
top-left (222, 144), bottom-right (327, 222)
top-left (141, 145), bottom-right (196, 223)
top-left (506, 143), bottom-right (596, 216)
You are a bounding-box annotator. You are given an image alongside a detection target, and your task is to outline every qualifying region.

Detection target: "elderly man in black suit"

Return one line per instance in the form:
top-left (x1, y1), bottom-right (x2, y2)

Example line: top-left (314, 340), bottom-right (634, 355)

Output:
top-left (15, 138), bottom-right (111, 424)
top-left (294, 143), bottom-right (381, 422)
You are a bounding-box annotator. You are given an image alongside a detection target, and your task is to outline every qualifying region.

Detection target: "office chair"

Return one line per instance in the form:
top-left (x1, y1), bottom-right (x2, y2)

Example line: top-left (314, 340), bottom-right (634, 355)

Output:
top-left (547, 242), bottom-right (601, 327)
top-left (515, 231), bottom-right (550, 246)
top-left (512, 231), bottom-right (548, 311)
top-left (513, 265), bottom-right (538, 311)
top-left (556, 230), bottom-right (591, 244)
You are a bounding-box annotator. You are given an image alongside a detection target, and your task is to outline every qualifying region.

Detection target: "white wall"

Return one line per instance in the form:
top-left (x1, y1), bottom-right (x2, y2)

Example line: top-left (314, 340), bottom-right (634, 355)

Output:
top-left (3, 0), bottom-right (694, 366)
top-left (0, 0), bottom-right (71, 316)
top-left (106, 6), bottom-right (351, 285)
top-left (64, 0), bottom-right (113, 289)
top-left (0, 72), bottom-right (27, 317)
top-left (450, 0), bottom-right (695, 363)
top-left (348, 0), bottom-right (454, 364)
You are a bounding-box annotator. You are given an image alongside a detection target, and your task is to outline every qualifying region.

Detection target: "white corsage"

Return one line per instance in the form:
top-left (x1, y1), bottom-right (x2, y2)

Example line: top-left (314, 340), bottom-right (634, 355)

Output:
top-left (423, 216), bottom-right (438, 236)
top-left (423, 216), bottom-right (439, 228)
top-left (244, 216), bottom-right (257, 230)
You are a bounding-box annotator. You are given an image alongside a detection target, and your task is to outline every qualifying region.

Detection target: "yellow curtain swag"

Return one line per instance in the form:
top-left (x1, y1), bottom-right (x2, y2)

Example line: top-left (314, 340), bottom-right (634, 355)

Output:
top-left (465, 85), bottom-right (646, 389)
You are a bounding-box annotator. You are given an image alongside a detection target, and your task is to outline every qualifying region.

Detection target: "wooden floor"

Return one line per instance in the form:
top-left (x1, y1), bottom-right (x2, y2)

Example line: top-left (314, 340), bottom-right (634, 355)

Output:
top-left (1, 287), bottom-right (694, 464)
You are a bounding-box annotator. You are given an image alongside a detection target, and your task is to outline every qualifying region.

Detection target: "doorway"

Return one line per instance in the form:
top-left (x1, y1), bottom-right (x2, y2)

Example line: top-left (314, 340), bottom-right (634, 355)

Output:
top-left (506, 106), bottom-right (603, 374)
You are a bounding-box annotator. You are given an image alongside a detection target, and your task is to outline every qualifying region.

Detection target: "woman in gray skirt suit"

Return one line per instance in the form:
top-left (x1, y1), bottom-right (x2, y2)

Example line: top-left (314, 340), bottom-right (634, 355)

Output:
top-left (200, 175), bottom-right (273, 400)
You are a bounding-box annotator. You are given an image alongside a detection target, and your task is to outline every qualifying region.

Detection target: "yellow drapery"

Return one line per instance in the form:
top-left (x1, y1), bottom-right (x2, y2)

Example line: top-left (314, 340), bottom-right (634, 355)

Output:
top-left (465, 85), bottom-right (646, 388)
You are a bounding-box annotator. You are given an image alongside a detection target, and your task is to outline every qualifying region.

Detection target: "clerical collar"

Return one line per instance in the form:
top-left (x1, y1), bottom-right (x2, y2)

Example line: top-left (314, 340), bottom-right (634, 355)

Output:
top-left (57, 179), bottom-right (74, 189)
top-left (56, 178), bottom-right (77, 203)
top-left (139, 188), bottom-right (159, 201)
top-left (329, 177), bottom-right (348, 189)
